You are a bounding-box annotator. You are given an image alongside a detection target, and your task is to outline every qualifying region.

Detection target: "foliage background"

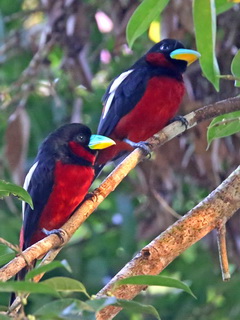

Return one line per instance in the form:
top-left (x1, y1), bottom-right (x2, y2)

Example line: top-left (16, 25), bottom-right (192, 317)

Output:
top-left (0, 0), bottom-right (240, 319)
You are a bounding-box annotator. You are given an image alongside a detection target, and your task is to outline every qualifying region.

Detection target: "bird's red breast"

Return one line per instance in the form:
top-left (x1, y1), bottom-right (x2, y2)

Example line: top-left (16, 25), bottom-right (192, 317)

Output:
top-left (28, 160), bottom-right (94, 246)
top-left (96, 76), bottom-right (185, 165)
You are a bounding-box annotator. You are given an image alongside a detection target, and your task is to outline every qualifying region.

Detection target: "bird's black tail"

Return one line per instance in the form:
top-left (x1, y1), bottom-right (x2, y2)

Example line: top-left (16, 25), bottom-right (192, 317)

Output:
top-left (94, 164), bottom-right (105, 180)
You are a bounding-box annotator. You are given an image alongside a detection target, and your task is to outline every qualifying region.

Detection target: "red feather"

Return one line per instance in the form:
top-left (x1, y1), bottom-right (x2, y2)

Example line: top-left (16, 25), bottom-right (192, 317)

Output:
top-left (96, 76), bottom-right (184, 165)
top-left (28, 161), bottom-right (94, 246)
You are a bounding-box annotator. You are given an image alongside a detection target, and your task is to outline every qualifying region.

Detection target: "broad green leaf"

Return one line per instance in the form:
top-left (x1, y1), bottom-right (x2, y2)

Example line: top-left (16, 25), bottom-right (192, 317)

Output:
top-left (35, 298), bottom-right (160, 320)
top-left (116, 275), bottom-right (196, 298)
top-left (0, 180), bottom-right (33, 209)
top-left (86, 297), bottom-right (160, 319)
top-left (86, 297), bottom-right (118, 312)
top-left (126, 0), bottom-right (170, 48)
top-left (0, 245), bottom-right (14, 255)
top-left (215, 0), bottom-right (235, 14)
top-left (42, 277), bottom-right (90, 298)
top-left (231, 50), bottom-right (240, 87)
top-left (0, 245), bottom-right (15, 266)
top-left (114, 299), bottom-right (160, 320)
top-left (0, 281), bottom-right (59, 297)
top-left (0, 252), bottom-right (15, 266)
top-left (26, 260), bottom-right (72, 280)
top-left (34, 299), bottom-right (94, 318)
top-left (207, 111), bottom-right (240, 145)
top-left (193, 0), bottom-right (220, 91)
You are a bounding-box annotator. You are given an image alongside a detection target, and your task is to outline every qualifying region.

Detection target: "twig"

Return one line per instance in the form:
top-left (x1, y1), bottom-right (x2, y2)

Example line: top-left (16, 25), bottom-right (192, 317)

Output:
top-left (151, 188), bottom-right (182, 219)
top-left (217, 221), bottom-right (230, 281)
top-left (210, 117), bottom-right (240, 128)
top-left (13, 39), bottom-right (54, 90)
top-left (0, 237), bottom-right (18, 252)
top-left (218, 75), bottom-right (240, 81)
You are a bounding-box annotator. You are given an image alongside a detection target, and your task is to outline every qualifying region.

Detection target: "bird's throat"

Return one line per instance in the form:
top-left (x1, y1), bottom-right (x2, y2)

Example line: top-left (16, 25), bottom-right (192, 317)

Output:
top-left (69, 141), bottom-right (95, 164)
top-left (146, 52), bottom-right (174, 68)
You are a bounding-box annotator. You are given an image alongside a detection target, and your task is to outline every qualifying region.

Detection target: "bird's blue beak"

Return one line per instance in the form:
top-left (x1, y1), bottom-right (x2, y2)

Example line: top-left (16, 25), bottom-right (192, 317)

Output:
top-left (88, 135), bottom-right (116, 150)
top-left (170, 49), bottom-right (201, 65)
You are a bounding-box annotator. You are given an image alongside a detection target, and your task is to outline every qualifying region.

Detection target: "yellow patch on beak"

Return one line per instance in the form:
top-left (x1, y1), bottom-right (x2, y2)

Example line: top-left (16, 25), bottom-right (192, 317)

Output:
top-left (88, 135), bottom-right (116, 150)
top-left (170, 49), bottom-right (201, 65)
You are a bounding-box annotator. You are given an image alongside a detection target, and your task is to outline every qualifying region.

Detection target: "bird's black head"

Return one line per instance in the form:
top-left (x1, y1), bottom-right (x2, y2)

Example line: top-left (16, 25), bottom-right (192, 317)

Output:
top-left (58, 124), bottom-right (91, 146)
top-left (37, 123), bottom-right (93, 165)
top-left (49, 123), bottom-right (92, 151)
top-left (38, 123), bottom-right (115, 166)
top-left (145, 39), bottom-right (200, 73)
top-left (148, 39), bottom-right (185, 55)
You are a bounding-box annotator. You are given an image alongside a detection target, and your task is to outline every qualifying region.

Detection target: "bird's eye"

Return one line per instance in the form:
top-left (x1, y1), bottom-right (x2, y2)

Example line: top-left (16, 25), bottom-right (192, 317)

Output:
top-left (160, 43), bottom-right (170, 51)
top-left (76, 135), bottom-right (86, 143)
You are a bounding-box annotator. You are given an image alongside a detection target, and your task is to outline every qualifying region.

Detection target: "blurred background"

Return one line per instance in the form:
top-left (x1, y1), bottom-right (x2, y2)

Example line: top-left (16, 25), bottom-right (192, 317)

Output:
top-left (0, 0), bottom-right (240, 319)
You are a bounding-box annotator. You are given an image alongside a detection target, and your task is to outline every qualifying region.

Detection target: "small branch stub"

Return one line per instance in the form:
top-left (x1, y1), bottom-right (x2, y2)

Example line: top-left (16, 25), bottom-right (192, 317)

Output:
top-left (217, 222), bottom-right (231, 281)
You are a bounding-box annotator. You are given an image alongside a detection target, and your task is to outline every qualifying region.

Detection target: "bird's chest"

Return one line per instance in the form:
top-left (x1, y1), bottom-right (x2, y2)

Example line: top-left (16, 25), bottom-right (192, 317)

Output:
top-left (114, 76), bottom-right (185, 141)
top-left (39, 161), bottom-right (94, 229)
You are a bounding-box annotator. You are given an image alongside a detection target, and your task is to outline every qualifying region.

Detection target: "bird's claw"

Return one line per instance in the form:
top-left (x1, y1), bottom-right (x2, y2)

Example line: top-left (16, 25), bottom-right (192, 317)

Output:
top-left (124, 138), bottom-right (151, 158)
top-left (169, 115), bottom-right (188, 130)
top-left (135, 141), bottom-right (152, 158)
top-left (42, 228), bottom-right (65, 243)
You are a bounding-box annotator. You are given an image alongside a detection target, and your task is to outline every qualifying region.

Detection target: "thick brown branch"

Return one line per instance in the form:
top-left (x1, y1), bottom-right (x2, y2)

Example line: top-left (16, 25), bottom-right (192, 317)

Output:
top-left (0, 96), bottom-right (240, 282)
top-left (96, 166), bottom-right (240, 320)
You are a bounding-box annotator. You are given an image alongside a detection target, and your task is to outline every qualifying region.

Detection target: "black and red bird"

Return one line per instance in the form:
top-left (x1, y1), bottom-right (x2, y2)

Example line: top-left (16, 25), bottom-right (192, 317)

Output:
top-left (94, 39), bottom-right (200, 176)
top-left (18, 123), bottom-right (115, 277)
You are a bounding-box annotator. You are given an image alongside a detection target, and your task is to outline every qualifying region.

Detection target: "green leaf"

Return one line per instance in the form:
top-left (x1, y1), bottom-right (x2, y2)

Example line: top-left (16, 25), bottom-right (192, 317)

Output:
top-left (36, 296), bottom-right (159, 319)
top-left (26, 260), bottom-right (72, 280)
top-left (34, 298), bottom-right (94, 318)
top-left (0, 252), bottom-right (15, 266)
top-left (114, 299), bottom-right (161, 320)
top-left (193, 0), bottom-right (220, 91)
top-left (85, 297), bottom-right (118, 312)
top-left (207, 111), bottom-right (240, 145)
top-left (0, 281), bottom-right (59, 297)
top-left (231, 50), bottom-right (240, 87)
top-left (42, 277), bottom-right (90, 298)
top-left (0, 180), bottom-right (33, 209)
top-left (215, 0), bottom-right (235, 14)
top-left (0, 245), bottom-right (15, 266)
top-left (116, 275), bottom-right (196, 298)
top-left (87, 297), bottom-right (160, 319)
top-left (126, 0), bottom-right (170, 48)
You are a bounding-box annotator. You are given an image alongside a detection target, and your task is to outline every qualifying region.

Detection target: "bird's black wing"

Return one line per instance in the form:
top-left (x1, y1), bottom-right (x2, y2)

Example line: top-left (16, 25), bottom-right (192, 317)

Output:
top-left (97, 67), bottom-right (150, 136)
top-left (22, 158), bottom-right (55, 249)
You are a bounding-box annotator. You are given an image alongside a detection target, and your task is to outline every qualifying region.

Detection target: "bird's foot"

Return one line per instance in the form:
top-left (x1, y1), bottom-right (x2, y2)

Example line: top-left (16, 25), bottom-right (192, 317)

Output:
top-left (84, 192), bottom-right (94, 201)
top-left (42, 228), bottom-right (65, 243)
top-left (169, 115), bottom-right (188, 130)
top-left (84, 191), bottom-right (98, 202)
top-left (123, 138), bottom-right (151, 158)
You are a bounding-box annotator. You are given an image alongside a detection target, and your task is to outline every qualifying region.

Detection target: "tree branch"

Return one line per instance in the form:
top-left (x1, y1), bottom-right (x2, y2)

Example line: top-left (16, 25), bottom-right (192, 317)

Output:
top-left (0, 96), bottom-right (240, 283)
top-left (96, 165), bottom-right (240, 320)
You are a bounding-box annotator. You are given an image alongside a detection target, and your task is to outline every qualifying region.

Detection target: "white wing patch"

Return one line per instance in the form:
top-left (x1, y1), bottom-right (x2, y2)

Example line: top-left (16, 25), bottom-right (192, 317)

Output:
top-left (22, 161), bottom-right (38, 219)
top-left (102, 69), bottom-right (134, 119)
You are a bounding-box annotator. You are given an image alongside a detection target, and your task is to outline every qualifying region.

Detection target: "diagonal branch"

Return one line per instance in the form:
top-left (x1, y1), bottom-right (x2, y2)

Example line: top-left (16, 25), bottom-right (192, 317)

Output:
top-left (0, 96), bottom-right (240, 282)
top-left (96, 165), bottom-right (240, 320)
